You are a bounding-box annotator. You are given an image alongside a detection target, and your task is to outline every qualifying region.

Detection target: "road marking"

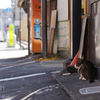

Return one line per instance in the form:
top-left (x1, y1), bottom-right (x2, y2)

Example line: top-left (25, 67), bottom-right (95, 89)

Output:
top-left (0, 61), bottom-right (35, 70)
top-left (21, 89), bottom-right (42, 100)
top-left (1, 95), bottom-right (17, 100)
top-left (51, 71), bottom-right (60, 74)
top-left (21, 84), bottom-right (59, 100)
top-left (0, 72), bottom-right (46, 82)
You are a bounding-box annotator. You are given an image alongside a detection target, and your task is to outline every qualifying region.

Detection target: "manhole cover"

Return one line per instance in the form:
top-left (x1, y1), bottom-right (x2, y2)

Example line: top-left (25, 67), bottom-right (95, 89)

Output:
top-left (79, 86), bottom-right (100, 94)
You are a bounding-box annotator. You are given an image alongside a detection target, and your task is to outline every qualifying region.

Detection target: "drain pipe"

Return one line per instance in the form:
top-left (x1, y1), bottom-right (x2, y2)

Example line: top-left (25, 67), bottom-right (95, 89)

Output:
top-left (90, 0), bottom-right (100, 4)
top-left (71, 0), bottom-right (73, 59)
top-left (27, 0), bottom-right (31, 55)
top-left (71, 0), bottom-right (81, 58)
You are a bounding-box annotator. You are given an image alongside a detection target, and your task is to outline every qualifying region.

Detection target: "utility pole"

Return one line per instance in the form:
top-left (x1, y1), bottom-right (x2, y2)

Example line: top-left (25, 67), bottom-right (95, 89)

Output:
top-left (41, 0), bottom-right (47, 58)
top-left (27, 0), bottom-right (30, 55)
top-left (19, 8), bottom-right (21, 49)
top-left (11, 0), bottom-right (15, 23)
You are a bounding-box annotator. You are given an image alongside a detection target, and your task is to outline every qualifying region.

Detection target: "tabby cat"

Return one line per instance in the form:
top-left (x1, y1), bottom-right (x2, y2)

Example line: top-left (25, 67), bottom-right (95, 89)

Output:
top-left (75, 58), bottom-right (96, 83)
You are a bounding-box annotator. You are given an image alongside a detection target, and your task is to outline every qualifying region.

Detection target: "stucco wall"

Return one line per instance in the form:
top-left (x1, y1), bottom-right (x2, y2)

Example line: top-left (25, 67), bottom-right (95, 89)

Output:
top-left (55, 0), bottom-right (70, 59)
top-left (55, 21), bottom-right (70, 59)
top-left (55, 21), bottom-right (70, 50)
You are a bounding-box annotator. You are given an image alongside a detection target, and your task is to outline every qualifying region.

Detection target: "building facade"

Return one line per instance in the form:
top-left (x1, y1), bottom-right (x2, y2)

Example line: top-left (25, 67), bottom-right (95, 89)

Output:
top-left (11, 0), bottom-right (26, 39)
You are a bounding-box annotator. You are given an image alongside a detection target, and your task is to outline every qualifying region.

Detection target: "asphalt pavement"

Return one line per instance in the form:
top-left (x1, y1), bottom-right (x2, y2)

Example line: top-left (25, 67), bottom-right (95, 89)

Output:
top-left (0, 58), bottom-right (72, 100)
top-left (1, 41), bottom-right (100, 100)
top-left (0, 42), bottom-right (72, 100)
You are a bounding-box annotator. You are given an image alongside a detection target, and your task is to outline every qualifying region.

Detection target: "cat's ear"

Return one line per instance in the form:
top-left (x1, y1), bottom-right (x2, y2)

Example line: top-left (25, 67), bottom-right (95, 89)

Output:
top-left (78, 58), bottom-right (81, 60)
top-left (78, 58), bottom-right (82, 62)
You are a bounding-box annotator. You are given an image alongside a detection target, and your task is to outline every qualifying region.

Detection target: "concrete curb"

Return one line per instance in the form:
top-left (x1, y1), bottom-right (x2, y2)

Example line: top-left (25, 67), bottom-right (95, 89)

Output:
top-left (39, 60), bottom-right (66, 67)
top-left (52, 74), bottom-right (72, 99)
top-left (0, 54), bottom-right (42, 66)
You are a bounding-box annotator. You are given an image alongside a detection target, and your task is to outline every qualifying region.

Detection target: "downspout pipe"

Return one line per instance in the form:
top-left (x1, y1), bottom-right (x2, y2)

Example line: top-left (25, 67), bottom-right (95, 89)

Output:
top-left (71, 0), bottom-right (81, 58)
top-left (71, 0), bottom-right (73, 58)
top-left (84, 0), bottom-right (100, 16)
top-left (27, 0), bottom-right (30, 55)
top-left (90, 0), bottom-right (100, 4)
top-left (84, 0), bottom-right (87, 14)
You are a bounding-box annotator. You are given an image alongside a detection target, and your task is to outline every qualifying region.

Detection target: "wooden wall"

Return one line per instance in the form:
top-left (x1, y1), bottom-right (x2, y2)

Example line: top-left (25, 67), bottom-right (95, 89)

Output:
top-left (20, 15), bottom-right (28, 42)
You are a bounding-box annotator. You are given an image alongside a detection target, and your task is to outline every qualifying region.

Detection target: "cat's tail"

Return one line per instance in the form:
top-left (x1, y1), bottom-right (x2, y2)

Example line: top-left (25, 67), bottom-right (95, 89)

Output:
top-left (89, 80), bottom-right (94, 83)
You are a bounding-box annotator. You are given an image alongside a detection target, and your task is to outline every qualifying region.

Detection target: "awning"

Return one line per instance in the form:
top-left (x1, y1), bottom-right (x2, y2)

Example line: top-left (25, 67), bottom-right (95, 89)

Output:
top-left (17, 0), bottom-right (25, 8)
top-left (17, 0), bottom-right (28, 13)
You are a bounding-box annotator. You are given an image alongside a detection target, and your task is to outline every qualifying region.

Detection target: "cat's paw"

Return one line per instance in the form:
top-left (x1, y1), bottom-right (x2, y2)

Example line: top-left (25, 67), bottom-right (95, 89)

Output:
top-left (79, 77), bottom-right (82, 79)
top-left (82, 77), bottom-right (86, 80)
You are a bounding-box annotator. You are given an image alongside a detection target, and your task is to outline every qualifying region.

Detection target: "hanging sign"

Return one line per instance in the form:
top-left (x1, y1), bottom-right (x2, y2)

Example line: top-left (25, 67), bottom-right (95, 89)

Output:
top-left (9, 24), bottom-right (14, 46)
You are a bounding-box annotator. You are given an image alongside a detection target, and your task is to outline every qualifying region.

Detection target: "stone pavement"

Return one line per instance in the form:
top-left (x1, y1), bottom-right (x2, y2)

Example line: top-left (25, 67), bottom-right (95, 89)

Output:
top-left (39, 59), bottom-right (100, 100)
top-left (52, 73), bottom-right (100, 100)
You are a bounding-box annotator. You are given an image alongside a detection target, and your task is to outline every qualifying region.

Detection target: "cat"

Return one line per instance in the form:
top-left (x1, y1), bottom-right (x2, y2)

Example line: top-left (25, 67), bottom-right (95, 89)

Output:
top-left (75, 58), bottom-right (96, 83)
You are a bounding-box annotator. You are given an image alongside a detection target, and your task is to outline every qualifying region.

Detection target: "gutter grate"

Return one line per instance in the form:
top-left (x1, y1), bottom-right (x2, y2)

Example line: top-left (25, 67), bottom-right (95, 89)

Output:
top-left (79, 86), bottom-right (100, 94)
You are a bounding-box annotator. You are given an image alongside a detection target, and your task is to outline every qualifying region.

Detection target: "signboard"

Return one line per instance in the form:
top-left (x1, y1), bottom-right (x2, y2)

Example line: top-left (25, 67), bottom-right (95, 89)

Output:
top-left (6, 7), bottom-right (11, 12)
top-left (6, 12), bottom-right (12, 16)
top-left (57, 0), bottom-right (69, 21)
top-left (6, 7), bottom-right (12, 16)
top-left (9, 24), bottom-right (14, 46)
